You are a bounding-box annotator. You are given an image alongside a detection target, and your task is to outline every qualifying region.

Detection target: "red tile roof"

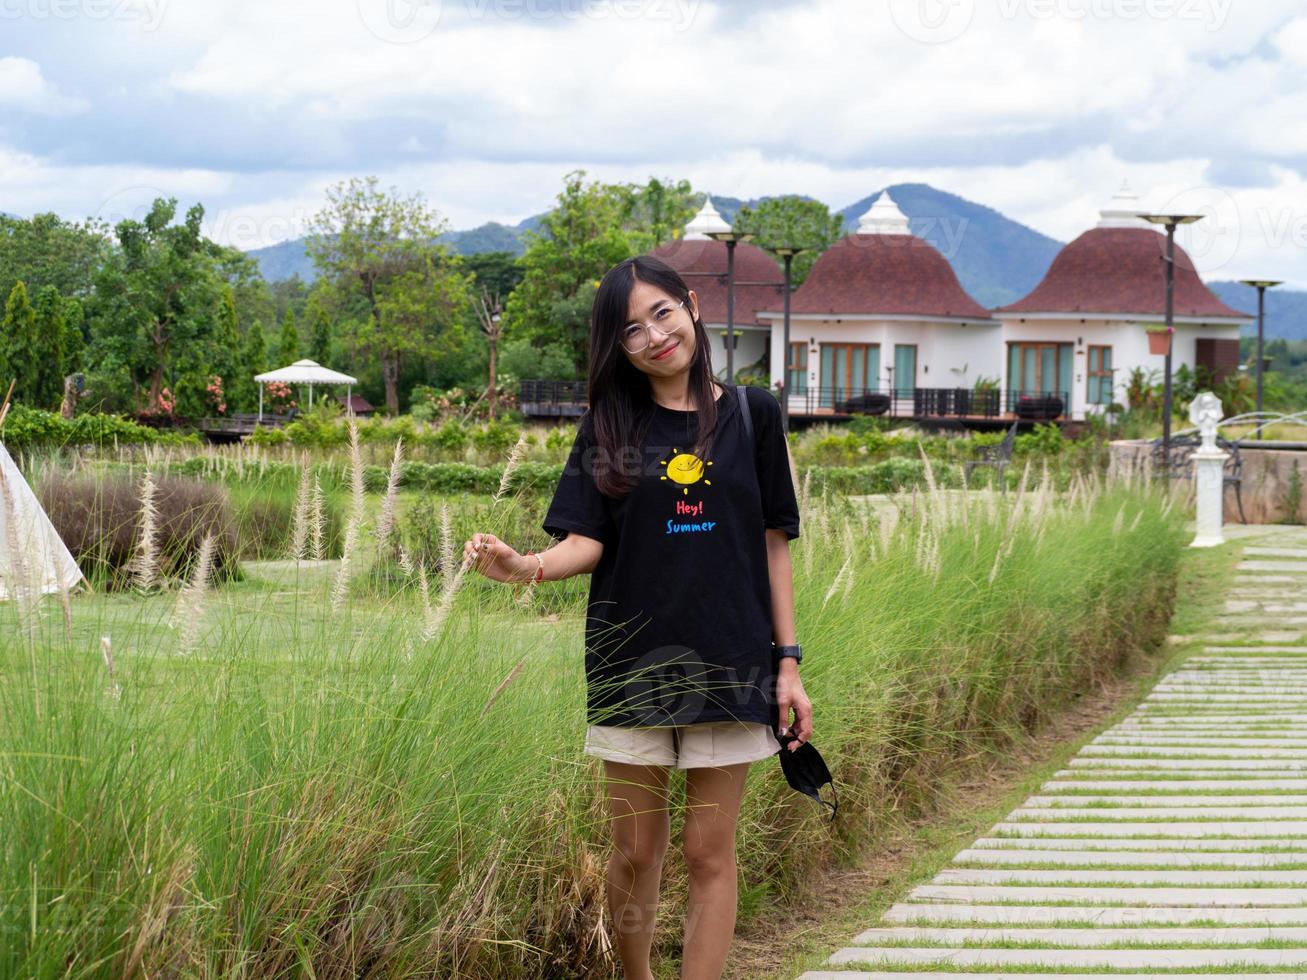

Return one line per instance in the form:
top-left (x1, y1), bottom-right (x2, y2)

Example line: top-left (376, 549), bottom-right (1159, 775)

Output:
top-left (997, 227), bottom-right (1251, 319)
top-left (787, 234), bottom-right (992, 320)
top-left (648, 239), bottom-right (785, 327)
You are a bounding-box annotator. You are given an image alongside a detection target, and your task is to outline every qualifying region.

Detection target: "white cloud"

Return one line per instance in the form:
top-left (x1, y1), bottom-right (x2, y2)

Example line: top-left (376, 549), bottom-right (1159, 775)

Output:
top-left (0, 57), bottom-right (87, 115)
top-left (1, 0), bottom-right (1305, 287)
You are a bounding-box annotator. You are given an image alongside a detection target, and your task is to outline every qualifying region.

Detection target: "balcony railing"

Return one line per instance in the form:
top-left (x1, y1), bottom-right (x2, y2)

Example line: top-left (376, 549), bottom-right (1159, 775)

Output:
top-left (517, 381), bottom-right (1071, 421)
top-left (787, 386), bottom-right (1070, 420)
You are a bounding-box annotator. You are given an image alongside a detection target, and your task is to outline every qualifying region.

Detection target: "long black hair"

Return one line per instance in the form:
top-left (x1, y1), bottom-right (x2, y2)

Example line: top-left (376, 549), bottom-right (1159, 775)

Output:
top-left (586, 254), bottom-right (724, 499)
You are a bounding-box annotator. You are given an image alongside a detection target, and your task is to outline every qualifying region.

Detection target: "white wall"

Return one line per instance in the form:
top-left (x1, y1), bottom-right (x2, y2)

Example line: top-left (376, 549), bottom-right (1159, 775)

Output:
top-left (758, 315), bottom-right (1003, 415)
top-left (703, 323), bottom-right (769, 381)
top-left (999, 317), bottom-right (1244, 420)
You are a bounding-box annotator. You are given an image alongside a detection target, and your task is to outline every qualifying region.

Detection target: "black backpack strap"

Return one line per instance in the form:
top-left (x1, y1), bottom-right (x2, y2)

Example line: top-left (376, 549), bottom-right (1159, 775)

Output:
top-left (736, 384), bottom-right (759, 479)
top-left (736, 384), bottom-right (754, 445)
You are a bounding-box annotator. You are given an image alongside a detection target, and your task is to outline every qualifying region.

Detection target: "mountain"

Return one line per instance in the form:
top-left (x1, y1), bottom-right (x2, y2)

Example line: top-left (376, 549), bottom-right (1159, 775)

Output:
top-left (1207, 281), bottom-right (1307, 340)
top-left (245, 214), bottom-right (543, 283)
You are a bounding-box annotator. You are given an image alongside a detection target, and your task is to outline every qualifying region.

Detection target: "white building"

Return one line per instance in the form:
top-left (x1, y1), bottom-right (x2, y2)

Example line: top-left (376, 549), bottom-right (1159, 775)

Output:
top-left (756, 191), bottom-right (1000, 418)
top-left (994, 185), bottom-right (1252, 421)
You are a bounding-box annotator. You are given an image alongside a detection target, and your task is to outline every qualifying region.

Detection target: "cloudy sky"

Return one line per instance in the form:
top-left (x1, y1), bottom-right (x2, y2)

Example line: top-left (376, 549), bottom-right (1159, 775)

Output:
top-left (2, 0), bottom-right (1305, 286)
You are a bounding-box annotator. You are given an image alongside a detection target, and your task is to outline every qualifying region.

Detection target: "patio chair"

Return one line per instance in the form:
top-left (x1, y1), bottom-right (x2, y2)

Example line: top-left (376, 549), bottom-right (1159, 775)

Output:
top-left (964, 421), bottom-right (1019, 490)
top-left (1148, 433), bottom-right (1247, 524)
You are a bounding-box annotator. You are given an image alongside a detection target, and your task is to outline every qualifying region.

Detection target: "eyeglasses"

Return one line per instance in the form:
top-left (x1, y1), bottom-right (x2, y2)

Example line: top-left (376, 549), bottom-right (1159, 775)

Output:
top-left (621, 299), bottom-right (686, 354)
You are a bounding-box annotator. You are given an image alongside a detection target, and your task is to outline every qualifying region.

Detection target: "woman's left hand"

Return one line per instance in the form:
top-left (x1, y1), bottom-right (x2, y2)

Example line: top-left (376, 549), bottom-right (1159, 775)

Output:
top-left (776, 663), bottom-right (813, 749)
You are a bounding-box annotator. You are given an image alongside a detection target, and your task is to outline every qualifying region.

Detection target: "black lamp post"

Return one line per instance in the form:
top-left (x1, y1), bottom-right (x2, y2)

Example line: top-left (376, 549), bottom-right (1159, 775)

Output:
top-left (1139, 212), bottom-right (1204, 456)
top-left (707, 229), bottom-right (755, 384)
top-left (1238, 278), bottom-right (1282, 439)
top-left (766, 245), bottom-right (806, 435)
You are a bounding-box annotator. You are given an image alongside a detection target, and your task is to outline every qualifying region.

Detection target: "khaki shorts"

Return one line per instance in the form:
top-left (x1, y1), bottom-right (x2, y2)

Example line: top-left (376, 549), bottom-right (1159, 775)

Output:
top-left (584, 720), bottom-right (780, 769)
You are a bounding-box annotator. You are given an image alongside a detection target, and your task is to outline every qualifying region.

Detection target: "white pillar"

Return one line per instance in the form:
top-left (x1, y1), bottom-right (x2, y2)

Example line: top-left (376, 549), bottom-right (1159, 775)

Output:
top-left (1190, 446), bottom-right (1228, 547)
top-left (1188, 391), bottom-right (1226, 549)
top-left (258, 383), bottom-right (263, 422)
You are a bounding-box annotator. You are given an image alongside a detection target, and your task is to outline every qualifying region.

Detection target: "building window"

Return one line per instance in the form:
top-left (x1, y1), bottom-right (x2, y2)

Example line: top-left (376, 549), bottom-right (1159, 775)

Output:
top-left (787, 342), bottom-right (808, 395)
top-left (818, 343), bottom-right (879, 408)
top-left (1087, 345), bottom-right (1113, 405)
top-left (893, 344), bottom-right (917, 391)
top-left (1007, 342), bottom-right (1074, 401)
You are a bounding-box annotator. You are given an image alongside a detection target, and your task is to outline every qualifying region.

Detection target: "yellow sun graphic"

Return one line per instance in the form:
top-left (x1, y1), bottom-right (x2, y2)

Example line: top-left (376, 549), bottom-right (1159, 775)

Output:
top-left (659, 449), bottom-right (712, 495)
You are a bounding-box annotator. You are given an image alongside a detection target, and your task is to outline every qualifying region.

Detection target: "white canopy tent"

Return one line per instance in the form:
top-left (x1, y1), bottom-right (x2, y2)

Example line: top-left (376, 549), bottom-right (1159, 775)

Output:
top-left (0, 441), bottom-right (85, 602)
top-left (253, 359), bottom-right (358, 420)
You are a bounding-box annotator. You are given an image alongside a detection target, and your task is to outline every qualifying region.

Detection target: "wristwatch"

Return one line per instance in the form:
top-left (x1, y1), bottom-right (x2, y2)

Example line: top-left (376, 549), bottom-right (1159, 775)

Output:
top-left (773, 642), bottom-right (803, 665)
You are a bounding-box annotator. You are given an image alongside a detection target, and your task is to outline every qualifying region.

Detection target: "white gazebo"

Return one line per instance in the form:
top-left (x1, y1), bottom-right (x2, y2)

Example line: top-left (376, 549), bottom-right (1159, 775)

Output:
top-left (253, 359), bottom-right (358, 420)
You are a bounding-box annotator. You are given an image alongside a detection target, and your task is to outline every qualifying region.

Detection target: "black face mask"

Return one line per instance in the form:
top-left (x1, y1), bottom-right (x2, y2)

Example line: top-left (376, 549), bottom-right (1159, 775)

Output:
top-left (775, 729), bottom-right (838, 821)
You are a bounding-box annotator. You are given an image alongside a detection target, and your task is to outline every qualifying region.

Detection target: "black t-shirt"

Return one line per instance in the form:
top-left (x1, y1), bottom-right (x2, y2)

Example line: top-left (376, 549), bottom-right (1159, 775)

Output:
top-left (542, 384), bottom-right (801, 731)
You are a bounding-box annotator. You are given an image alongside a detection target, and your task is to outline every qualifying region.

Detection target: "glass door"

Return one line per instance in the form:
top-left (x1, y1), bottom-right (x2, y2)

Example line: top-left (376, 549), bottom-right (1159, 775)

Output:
top-left (819, 343), bottom-right (879, 408)
top-left (893, 344), bottom-right (917, 393)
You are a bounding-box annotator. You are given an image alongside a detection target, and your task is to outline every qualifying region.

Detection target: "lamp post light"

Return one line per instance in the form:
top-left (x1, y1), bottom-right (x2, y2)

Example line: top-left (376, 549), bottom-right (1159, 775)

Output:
top-left (707, 229), bottom-right (755, 385)
top-left (766, 245), bottom-right (806, 435)
top-left (1238, 279), bottom-right (1283, 439)
top-left (1139, 212), bottom-right (1204, 456)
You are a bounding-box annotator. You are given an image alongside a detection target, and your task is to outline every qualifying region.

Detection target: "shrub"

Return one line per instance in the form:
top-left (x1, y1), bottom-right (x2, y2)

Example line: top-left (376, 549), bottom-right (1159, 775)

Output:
top-left (37, 472), bottom-right (240, 588)
top-left (246, 425), bottom-right (289, 447)
top-left (471, 418), bottom-right (521, 453)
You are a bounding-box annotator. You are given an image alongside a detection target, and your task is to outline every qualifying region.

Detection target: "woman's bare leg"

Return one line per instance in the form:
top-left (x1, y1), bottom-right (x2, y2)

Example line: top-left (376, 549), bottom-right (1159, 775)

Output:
top-left (603, 760), bottom-right (672, 980)
top-left (679, 762), bottom-right (751, 980)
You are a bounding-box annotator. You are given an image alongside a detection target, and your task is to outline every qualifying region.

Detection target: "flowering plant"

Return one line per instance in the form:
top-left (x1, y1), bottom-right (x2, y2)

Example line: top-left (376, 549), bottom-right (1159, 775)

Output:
top-left (266, 380), bottom-right (298, 411)
top-left (205, 375), bottom-right (228, 414)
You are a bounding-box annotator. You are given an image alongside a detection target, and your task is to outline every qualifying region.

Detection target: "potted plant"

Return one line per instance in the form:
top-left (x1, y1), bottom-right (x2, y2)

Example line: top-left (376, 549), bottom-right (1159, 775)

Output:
top-left (1146, 325), bottom-right (1173, 355)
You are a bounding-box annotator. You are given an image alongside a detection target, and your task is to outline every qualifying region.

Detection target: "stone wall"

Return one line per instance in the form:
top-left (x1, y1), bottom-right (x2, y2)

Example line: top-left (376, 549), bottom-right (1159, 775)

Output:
top-left (1109, 439), bottom-right (1307, 525)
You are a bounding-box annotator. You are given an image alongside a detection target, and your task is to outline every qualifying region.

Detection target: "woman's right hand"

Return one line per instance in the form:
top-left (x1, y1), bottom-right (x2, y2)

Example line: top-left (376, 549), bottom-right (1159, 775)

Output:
top-left (462, 531), bottom-right (528, 583)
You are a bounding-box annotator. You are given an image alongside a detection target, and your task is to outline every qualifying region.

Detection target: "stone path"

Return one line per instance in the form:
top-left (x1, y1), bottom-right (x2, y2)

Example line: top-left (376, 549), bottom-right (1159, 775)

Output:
top-left (799, 526), bottom-right (1307, 979)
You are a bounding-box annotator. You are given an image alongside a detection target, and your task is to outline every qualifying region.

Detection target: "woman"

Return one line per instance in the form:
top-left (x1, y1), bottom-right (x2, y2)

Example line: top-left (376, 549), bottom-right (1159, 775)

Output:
top-left (463, 255), bottom-right (812, 980)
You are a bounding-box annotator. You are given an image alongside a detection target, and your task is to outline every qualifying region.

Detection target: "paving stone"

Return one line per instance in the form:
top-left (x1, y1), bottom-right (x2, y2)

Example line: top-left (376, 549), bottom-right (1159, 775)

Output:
top-left (800, 972), bottom-right (1295, 980)
top-left (931, 867), bottom-right (1307, 884)
top-left (907, 883), bottom-right (1307, 904)
top-left (1023, 794), bottom-right (1307, 806)
top-left (1011, 805), bottom-right (1307, 818)
top-left (825, 947), bottom-right (1307, 967)
top-left (880, 903), bottom-right (1307, 924)
top-left (1066, 758), bottom-right (1307, 770)
top-left (953, 847), bottom-right (1307, 866)
top-left (1246, 547), bottom-right (1307, 558)
top-left (1240, 561), bottom-right (1307, 572)
top-left (1045, 784), bottom-right (1307, 795)
top-left (971, 836), bottom-right (1307, 850)
top-left (992, 819), bottom-right (1307, 835)
top-left (847, 924), bottom-right (1307, 945)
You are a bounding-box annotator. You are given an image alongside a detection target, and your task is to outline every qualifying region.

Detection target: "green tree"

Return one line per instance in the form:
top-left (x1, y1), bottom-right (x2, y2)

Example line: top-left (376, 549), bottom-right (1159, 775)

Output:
top-left (462, 251), bottom-right (524, 299)
top-left (614, 176), bottom-right (698, 252)
top-left (1, 281), bottom-right (39, 403)
top-left (501, 169), bottom-right (634, 371)
top-left (306, 175), bottom-right (470, 414)
top-left (203, 286), bottom-right (242, 410)
top-left (0, 212), bottom-right (108, 304)
top-left (32, 285), bottom-right (67, 408)
top-left (732, 195), bottom-right (845, 286)
top-left (239, 320), bottom-right (266, 412)
top-left (61, 297), bottom-right (85, 375)
top-left (87, 198), bottom-right (223, 412)
top-left (370, 255), bottom-right (473, 411)
top-left (308, 299), bottom-right (332, 365)
top-left (277, 308), bottom-right (299, 366)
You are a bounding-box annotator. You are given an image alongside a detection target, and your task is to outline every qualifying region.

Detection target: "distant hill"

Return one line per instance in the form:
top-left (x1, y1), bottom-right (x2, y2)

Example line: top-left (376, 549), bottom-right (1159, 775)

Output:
top-left (1210, 281), bottom-right (1307, 340)
top-left (246, 215), bottom-right (542, 283)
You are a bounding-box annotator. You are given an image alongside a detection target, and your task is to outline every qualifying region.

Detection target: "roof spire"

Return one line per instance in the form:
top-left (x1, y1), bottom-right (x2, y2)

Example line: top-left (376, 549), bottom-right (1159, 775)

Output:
top-left (1096, 179), bottom-right (1150, 229)
top-left (683, 194), bottom-right (732, 240)
top-left (856, 190), bottom-right (911, 236)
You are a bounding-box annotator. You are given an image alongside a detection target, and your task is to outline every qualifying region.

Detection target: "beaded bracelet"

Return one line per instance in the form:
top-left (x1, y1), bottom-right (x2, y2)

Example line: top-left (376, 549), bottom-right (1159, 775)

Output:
top-left (522, 550), bottom-right (545, 584)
